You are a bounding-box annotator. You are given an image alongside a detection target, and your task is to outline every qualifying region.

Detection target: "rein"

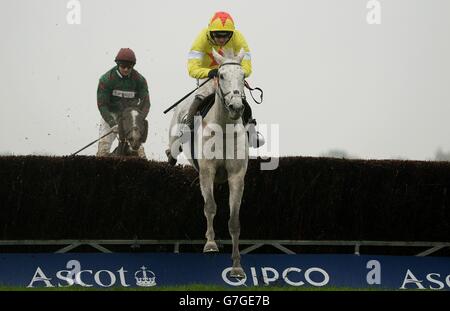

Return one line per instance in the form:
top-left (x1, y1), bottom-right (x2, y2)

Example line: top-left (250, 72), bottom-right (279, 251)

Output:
top-left (217, 62), bottom-right (264, 105)
top-left (244, 80), bottom-right (263, 104)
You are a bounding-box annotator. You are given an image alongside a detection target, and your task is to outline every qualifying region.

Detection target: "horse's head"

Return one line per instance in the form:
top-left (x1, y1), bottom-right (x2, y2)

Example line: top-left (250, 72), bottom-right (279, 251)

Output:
top-left (118, 107), bottom-right (147, 151)
top-left (212, 48), bottom-right (247, 121)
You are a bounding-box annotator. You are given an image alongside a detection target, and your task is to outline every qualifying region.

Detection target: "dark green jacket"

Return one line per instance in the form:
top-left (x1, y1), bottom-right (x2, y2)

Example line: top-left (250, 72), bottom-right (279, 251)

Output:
top-left (97, 67), bottom-right (151, 127)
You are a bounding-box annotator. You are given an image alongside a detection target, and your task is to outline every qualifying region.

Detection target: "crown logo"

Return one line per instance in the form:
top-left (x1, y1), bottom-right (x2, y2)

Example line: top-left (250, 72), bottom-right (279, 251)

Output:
top-left (134, 266), bottom-right (156, 287)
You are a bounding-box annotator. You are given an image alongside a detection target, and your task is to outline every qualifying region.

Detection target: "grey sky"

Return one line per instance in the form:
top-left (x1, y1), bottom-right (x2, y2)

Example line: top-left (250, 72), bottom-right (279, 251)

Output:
top-left (1, 0), bottom-right (449, 161)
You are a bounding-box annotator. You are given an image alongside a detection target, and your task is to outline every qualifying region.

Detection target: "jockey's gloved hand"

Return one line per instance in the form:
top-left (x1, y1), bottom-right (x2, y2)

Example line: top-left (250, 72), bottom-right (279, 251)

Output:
top-left (208, 69), bottom-right (218, 79)
top-left (111, 124), bottom-right (119, 134)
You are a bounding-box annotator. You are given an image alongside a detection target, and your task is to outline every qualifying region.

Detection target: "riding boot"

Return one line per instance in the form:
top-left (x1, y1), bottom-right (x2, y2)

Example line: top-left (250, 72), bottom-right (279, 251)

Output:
top-left (246, 118), bottom-right (266, 148)
top-left (187, 96), bottom-right (204, 129)
top-left (242, 100), bottom-right (265, 148)
top-left (179, 95), bottom-right (203, 142)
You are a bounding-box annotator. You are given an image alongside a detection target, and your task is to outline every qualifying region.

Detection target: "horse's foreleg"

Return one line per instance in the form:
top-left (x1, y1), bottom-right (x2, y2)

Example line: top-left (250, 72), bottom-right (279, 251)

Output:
top-left (199, 167), bottom-right (219, 253)
top-left (228, 174), bottom-right (245, 278)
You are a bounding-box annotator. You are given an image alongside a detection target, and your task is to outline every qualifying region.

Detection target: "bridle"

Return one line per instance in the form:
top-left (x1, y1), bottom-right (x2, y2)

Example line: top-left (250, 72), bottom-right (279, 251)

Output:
top-left (216, 62), bottom-right (246, 109)
top-left (118, 108), bottom-right (145, 144)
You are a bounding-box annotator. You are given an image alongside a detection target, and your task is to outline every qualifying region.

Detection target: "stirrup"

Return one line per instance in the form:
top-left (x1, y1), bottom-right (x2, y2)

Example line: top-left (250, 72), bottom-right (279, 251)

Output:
top-left (165, 149), bottom-right (177, 166)
top-left (247, 118), bottom-right (257, 126)
top-left (249, 131), bottom-right (265, 148)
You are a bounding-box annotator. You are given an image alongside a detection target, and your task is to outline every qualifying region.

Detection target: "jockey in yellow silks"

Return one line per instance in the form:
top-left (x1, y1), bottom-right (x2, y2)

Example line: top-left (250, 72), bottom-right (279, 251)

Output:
top-left (188, 12), bottom-right (252, 79)
top-left (185, 11), bottom-right (264, 148)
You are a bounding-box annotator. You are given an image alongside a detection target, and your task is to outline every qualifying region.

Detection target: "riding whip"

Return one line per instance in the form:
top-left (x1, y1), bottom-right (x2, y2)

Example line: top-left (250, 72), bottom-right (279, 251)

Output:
top-left (163, 78), bottom-right (212, 114)
top-left (70, 129), bottom-right (115, 156)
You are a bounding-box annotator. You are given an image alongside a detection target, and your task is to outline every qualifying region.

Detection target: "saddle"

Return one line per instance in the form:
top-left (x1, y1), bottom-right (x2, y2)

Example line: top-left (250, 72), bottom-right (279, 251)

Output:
top-left (196, 93), bottom-right (216, 119)
top-left (192, 94), bottom-right (253, 125)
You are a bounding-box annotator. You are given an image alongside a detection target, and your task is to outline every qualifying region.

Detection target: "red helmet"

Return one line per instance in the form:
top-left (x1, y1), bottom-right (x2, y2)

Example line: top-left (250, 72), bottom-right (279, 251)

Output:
top-left (115, 48), bottom-right (136, 64)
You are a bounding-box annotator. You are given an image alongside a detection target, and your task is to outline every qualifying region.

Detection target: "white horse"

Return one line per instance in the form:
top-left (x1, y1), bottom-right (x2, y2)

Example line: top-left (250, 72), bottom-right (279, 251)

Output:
top-left (168, 48), bottom-right (248, 278)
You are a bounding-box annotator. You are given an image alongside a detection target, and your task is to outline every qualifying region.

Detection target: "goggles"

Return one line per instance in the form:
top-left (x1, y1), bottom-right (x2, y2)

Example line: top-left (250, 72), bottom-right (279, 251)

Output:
top-left (211, 31), bottom-right (233, 39)
top-left (117, 62), bottom-right (134, 69)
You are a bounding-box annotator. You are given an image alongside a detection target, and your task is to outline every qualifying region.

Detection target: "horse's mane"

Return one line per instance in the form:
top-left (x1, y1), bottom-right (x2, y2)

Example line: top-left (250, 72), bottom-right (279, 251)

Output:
top-left (222, 48), bottom-right (237, 60)
top-left (216, 48), bottom-right (244, 64)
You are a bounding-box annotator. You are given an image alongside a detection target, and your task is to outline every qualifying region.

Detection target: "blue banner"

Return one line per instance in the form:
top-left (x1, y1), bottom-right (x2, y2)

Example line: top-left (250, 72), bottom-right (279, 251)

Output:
top-left (0, 253), bottom-right (449, 290)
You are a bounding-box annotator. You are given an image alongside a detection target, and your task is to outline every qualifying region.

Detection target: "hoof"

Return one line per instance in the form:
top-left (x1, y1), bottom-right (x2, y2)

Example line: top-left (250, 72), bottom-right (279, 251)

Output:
top-left (165, 150), bottom-right (177, 166)
top-left (203, 242), bottom-right (219, 253)
top-left (230, 267), bottom-right (246, 278)
top-left (168, 156), bottom-right (177, 166)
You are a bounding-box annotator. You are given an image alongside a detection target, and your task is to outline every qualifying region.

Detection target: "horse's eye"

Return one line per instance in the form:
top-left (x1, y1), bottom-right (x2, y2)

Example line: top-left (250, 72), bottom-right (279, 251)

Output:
top-left (220, 74), bottom-right (225, 80)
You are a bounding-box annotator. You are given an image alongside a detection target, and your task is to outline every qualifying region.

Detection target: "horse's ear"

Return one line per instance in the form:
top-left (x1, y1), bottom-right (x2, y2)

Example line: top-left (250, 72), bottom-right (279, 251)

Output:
top-left (212, 48), bottom-right (224, 65)
top-left (223, 48), bottom-right (235, 59)
top-left (236, 48), bottom-right (246, 64)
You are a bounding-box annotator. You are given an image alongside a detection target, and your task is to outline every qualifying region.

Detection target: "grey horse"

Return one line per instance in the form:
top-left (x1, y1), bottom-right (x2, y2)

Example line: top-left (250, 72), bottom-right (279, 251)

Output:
top-left (168, 48), bottom-right (248, 278)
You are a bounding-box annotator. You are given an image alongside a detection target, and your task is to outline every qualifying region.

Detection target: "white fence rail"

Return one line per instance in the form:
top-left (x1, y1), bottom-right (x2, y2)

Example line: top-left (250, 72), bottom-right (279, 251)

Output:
top-left (1, 239), bottom-right (449, 256)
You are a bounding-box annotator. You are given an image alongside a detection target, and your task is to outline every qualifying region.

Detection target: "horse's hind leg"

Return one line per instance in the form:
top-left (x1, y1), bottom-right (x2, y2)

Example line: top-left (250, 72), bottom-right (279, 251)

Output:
top-left (166, 134), bottom-right (182, 166)
top-left (199, 167), bottom-right (219, 253)
top-left (165, 149), bottom-right (177, 166)
top-left (228, 173), bottom-right (245, 278)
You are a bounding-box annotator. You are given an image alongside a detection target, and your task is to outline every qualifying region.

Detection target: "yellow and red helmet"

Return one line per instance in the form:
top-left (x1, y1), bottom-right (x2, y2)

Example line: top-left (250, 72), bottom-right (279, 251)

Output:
top-left (208, 11), bottom-right (235, 33)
